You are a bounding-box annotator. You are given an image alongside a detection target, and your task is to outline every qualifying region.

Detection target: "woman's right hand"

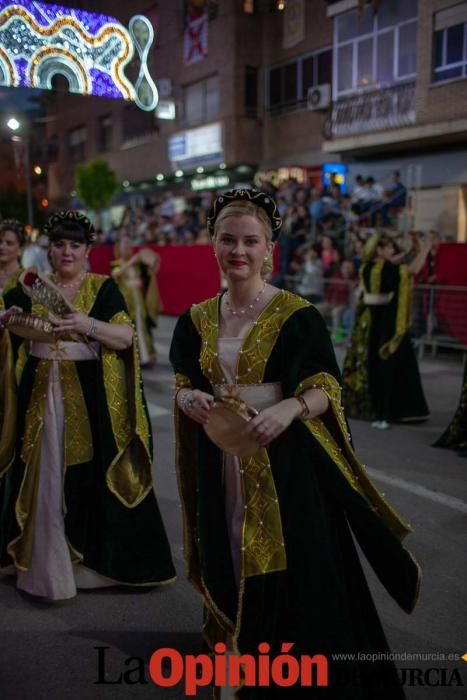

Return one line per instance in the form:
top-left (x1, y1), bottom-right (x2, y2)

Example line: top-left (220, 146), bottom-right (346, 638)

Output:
top-left (179, 389), bottom-right (214, 424)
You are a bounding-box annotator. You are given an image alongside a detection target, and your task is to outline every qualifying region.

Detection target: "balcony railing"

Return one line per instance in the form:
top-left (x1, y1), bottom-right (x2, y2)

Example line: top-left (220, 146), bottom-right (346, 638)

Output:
top-left (324, 82), bottom-right (416, 139)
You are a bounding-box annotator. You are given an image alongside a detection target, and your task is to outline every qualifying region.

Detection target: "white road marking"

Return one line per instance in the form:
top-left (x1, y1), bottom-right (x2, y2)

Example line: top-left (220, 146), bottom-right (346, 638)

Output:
top-left (366, 467), bottom-right (467, 514)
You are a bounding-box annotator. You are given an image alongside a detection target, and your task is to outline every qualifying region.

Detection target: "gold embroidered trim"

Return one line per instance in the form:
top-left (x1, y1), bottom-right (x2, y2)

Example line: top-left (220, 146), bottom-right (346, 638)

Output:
top-left (9, 360), bottom-right (50, 569)
top-left (60, 361), bottom-right (93, 466)
top-left (241, 449), bottom-right (287, 577)
top-left (102, 309), bottom-right (153, 508)
top-left (173, 375), bottom-right (236, 634)
top-left (191, 291), bottom-right (309, 579)
top-left (298, 372), bottom-right (413, 541)
top-left (368, 260), bottom-right (383, 296)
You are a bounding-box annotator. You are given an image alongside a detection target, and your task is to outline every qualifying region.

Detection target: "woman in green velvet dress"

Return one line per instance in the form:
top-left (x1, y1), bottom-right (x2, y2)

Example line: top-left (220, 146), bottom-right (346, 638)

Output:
top-left (0, 210), bottom-right (175, 600)
top-left (170, 190), bottom-right (420, 699)
top-left (342, 233), bottom-right (431, 429)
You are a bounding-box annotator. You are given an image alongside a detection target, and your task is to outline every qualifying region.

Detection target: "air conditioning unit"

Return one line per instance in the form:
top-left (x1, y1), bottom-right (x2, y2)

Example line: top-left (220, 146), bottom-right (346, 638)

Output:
top-left (307, 84), bottom-right (331, 111)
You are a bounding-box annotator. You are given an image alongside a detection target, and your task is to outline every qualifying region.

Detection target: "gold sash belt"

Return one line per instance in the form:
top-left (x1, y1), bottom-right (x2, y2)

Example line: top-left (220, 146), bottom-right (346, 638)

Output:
top-left (30, 341), bottom-right (100, 361)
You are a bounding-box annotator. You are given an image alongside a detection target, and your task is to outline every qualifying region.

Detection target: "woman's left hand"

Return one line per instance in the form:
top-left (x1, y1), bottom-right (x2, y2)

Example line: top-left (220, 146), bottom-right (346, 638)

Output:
top-left (245, 399), bottom-right (300, 446)
top-left (53, 312), bottom-right (92, 337)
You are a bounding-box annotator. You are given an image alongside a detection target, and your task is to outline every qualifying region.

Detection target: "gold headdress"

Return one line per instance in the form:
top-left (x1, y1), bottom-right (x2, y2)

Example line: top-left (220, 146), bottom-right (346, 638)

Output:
top-left (43, 210), bottom-right (96, 243)
top-left (207, 189), bottom-right (282, 240)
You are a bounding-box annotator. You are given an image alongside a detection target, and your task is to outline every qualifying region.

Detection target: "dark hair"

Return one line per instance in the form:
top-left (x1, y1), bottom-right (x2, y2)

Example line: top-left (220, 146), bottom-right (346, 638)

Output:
top-left (0, 219), bottom-right (26, 246)
top-left (48, 220), bottom-right (89, 244)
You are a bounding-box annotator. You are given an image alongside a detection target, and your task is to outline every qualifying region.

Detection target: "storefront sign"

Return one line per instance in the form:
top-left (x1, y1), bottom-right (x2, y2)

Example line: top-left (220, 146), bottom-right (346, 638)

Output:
top-left (168, 122), bottom-right (223, 168)
top-left (191, 174), bottom-right (229, 190)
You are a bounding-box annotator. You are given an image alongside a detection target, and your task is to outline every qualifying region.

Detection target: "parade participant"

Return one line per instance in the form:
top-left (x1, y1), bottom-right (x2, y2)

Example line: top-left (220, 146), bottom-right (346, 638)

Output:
top-left (434, 363), bottom-right (467, 455)
top-left (170, 189), bottom-right (420, 698)
top-left (0, 210), bottom-right (175, 601)
top-left (0, 219), bottom-right (25, 295)
top-left (111, 235), bottom-right (160, 366)
top-left (342, 232), bottom-right (431, 429)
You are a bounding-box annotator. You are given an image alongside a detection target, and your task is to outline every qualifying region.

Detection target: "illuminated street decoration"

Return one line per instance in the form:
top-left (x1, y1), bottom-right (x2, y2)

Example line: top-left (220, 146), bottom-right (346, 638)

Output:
top-left (0, 1), bottom-right (158, 110)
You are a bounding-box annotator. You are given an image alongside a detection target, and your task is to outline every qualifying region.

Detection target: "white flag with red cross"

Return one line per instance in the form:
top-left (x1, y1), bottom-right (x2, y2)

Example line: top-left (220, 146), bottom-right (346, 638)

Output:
top-left (184, 12), bottom-right (208, 65)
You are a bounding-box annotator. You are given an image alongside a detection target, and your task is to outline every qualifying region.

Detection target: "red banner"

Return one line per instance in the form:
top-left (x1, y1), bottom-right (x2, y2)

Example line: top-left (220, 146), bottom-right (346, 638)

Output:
top-left (89, 243), bottom-right (280, 317)
top-left (89, 244), bottom-right (221, 315)
top-left (433, 243), bottom-right (467, 346)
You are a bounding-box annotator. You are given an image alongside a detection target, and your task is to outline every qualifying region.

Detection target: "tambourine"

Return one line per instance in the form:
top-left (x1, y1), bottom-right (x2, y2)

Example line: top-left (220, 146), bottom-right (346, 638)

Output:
top-left (204, 396), bottom-right (261, 458)
top-left (5, 311), bottom-right (57, 342)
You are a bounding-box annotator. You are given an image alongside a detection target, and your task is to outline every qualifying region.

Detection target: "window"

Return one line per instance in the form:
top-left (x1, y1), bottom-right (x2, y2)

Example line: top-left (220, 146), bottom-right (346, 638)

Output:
top-left (98, 114), bottom-right (112, 152)
top-left (267, 48), bottom-right (332, 114)
top-left (182, 76), bottom-right (219, 127)
top-left (245, 66), bottom-right (258, 116)
top-left (334, 0), bottom-right (417, 97)
top-left (67, 125), bottom-right (86, 162)
top-left (433, 22), bottom-right (467, 83)
top-left (122, 103), bottom-right (157, 143)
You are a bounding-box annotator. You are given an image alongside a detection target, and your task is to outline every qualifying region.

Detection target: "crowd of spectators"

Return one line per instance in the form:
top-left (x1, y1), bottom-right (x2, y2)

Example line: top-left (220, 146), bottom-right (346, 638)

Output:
top-left (84, 169), bottom-right (449, 341)
top-left (13, 169), bottom-right (449, 342)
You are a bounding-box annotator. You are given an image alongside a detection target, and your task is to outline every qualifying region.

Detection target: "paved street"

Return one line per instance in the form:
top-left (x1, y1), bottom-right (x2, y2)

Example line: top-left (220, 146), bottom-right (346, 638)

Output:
top-left (0, 315), bottom-right (466, 700)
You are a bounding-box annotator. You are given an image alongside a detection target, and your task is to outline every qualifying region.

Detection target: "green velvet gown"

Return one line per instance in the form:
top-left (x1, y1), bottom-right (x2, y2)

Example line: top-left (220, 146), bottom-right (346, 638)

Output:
top-left (0, 274), bottom-right (175, 589)
top-left (342, 261), bottom-right (429, 423)
top-left (170, 290), bottom-right (421, 699)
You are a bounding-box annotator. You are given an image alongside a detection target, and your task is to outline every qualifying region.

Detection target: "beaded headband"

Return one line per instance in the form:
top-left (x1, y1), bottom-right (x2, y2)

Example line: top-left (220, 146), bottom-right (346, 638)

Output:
top-left (207, 189), bottom-right (282, 240)
top-left (43, 210), bottom-right (96, 243)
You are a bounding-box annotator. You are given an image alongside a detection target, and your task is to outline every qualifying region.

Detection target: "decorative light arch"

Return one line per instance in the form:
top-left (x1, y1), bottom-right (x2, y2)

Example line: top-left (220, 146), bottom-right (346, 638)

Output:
top-left (0, 0), bottom-right (158, 110)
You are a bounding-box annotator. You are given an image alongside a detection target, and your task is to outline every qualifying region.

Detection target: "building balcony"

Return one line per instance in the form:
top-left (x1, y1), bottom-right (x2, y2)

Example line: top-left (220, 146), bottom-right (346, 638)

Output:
top-left (324, 81), bottom-right (416, 140)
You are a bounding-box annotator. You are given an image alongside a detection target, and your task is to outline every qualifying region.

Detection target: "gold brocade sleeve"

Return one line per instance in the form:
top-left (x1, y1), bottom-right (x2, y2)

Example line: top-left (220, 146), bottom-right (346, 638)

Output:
top-left (102, 310), bottom-right (153, 508)
top-left (297, 372), bottom-right (413, 541)
top-left (379, 264), bottom-right (412, 360)
top-left (0, 329), bottom-right (17, 478)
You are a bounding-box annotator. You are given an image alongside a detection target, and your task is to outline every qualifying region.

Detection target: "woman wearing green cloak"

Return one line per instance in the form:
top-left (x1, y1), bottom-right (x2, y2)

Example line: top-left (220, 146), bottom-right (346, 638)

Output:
top-left (342, 233), bottom-right (431, 429)
top-left (0, 210), bottom-right (175, 601)
top-left (170, 190), bottom-right (420, 699)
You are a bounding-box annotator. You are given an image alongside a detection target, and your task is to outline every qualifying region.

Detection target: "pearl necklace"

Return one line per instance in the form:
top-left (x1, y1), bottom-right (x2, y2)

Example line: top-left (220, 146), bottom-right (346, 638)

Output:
top-left (54, 272), bottom-right (87, 289)
top-left (225, 282), bottom-right (266, 316)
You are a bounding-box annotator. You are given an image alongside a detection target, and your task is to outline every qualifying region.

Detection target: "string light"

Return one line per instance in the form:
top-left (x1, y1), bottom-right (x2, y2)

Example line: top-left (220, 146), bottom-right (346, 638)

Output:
top-left (0, 2), bottom-right (139, 102)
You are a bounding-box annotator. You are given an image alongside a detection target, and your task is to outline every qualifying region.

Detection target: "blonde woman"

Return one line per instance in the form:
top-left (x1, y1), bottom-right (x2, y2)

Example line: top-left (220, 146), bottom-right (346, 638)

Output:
top-left (170, 189), bottom-right (419, 699)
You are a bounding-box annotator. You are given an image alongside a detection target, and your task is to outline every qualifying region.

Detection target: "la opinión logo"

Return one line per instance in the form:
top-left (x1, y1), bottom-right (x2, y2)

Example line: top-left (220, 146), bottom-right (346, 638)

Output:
top-left (94, 643), bottom-right (328, 695)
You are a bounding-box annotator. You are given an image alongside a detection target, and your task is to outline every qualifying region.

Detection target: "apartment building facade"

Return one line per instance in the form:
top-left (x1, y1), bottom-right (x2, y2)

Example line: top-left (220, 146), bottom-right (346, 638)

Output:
top-left (42, 0), bottom-right (467, 237)
top-left (323, 0), bottom-right (467, 239)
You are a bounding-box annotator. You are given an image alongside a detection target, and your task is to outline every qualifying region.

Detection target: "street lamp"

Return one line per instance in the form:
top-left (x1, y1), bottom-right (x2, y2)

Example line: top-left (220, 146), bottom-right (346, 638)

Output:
top-left (7, 117), bottom-right (20, 131)
top-left (5, 117), bottom-right (34, 228)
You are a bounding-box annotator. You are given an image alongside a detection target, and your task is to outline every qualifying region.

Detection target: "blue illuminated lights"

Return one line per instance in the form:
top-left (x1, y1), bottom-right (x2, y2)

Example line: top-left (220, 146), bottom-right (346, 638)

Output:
top-left (0, 1), bottom-right (158, 110)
